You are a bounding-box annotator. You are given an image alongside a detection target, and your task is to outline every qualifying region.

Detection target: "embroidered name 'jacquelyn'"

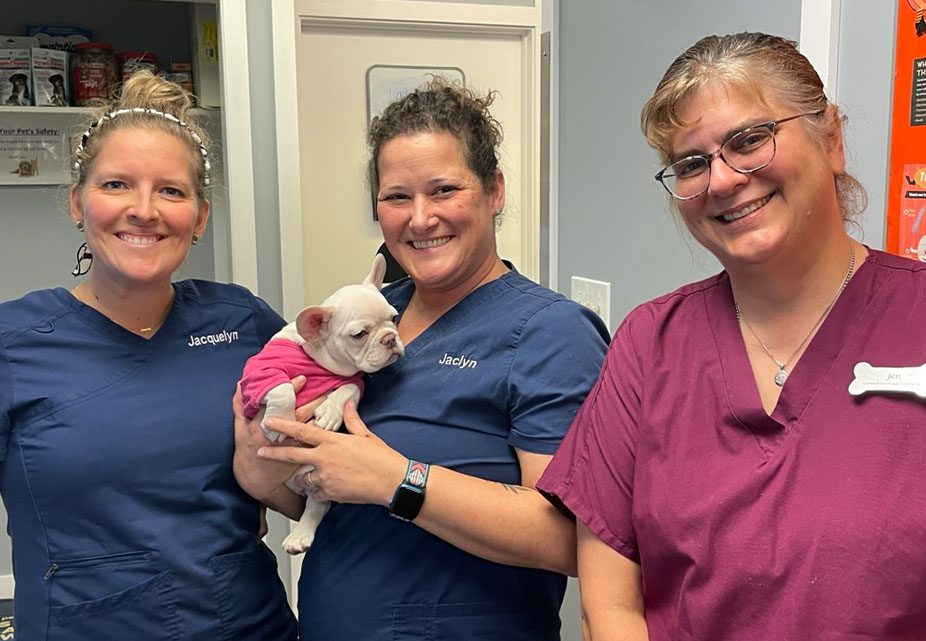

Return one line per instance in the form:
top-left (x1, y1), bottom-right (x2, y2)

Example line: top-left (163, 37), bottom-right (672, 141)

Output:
top-left (188, 330), bottom-right (239, 347)
top-left (438, 353), bottom-right (478, 369)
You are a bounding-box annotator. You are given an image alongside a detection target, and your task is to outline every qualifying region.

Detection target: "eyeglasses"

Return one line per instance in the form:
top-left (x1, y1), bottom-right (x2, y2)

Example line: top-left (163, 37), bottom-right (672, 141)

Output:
top-left (654, 110), bottom-right (824, 200)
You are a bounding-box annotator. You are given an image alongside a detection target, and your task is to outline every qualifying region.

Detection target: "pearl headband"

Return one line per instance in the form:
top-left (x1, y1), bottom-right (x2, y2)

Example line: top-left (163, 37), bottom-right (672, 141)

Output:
top-left (73, 107), bottom-right (211, 186)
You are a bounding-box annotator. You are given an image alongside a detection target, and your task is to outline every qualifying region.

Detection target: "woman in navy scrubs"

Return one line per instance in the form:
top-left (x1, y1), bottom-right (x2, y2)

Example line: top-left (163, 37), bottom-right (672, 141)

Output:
top-left (235, 79), bottom-right (610, 640)
top-left (0, 72), bottom-right (296, 640)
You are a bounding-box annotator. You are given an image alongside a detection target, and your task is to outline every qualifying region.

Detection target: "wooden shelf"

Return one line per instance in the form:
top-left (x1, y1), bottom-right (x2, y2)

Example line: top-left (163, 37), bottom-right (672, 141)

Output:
top-left (0, 106), bottom-right (218, 116)
top-left (0, 106), bottom-right (93, 115)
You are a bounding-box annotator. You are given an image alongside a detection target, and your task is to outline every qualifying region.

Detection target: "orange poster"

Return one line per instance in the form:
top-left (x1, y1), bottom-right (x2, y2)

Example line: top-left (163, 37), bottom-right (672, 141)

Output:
top-left (887, 0), bottom-right (926, 261)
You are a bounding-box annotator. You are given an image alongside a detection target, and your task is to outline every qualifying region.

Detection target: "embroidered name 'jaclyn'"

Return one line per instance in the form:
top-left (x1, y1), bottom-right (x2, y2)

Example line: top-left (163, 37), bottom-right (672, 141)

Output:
top-left (188, 330), bottom-right (239, 347)
top-left (438, 353), bottom-right (477, 369)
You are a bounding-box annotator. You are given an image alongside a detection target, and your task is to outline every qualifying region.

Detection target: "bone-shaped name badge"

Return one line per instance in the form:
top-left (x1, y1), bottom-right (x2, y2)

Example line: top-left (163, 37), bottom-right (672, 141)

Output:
top-left (848, 362), bottom-right (926, 398)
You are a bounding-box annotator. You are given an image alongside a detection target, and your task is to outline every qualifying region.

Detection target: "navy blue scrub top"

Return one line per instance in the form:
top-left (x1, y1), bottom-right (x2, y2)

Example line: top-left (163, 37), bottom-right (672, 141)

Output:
top-left (0, 281), bottom-right (296, 641)
top-left (297, 268), bottom-right (610, 641)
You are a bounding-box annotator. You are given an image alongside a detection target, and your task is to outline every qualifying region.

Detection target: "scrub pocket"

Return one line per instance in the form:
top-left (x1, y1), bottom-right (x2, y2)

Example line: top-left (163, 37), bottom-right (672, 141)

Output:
top-left (47, 550), bottom-right (180, 641)
top-left (209, 542), bottom-right (297, 641)
top-left (393, 601), bottom-right (560, 641)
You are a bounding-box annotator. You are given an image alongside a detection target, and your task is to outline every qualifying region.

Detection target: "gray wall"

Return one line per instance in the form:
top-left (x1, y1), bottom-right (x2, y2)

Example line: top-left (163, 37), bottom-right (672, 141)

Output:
top-left (245, 1), bottom-right (285, 307)
top-left (242, 0), bottom-right (293, 594)
top-left (836, 0), bottom-right (898, 248)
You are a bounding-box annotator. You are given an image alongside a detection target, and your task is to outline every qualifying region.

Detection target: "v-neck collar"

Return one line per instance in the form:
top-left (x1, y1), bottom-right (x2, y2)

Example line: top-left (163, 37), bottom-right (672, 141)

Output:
top-left (387, 268), bottom-right (519, 363)
top-left (711, 251), bottom-right (876, 438)
top-left (56, 285), bottom-right (179, 346)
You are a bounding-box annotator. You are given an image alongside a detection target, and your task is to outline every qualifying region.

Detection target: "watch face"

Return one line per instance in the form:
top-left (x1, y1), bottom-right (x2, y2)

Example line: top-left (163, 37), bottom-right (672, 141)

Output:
top-left (390, 484), bottom-right (425, 521)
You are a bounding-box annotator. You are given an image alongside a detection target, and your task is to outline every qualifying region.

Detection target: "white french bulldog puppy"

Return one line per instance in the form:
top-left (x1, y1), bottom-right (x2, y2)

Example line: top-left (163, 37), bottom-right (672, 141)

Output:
top-left (239, 254), bottom-right (404, 553)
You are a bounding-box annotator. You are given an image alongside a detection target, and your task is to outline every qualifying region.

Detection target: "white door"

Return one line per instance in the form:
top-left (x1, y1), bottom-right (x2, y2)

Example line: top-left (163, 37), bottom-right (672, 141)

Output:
top-left (274, 1), bottom-right (542, 318)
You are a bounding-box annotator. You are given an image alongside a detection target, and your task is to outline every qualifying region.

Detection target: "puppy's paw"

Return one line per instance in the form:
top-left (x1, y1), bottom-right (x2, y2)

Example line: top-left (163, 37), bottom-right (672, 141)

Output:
top-left (282, 527), bottom-right (315, 555)
top-left (313, 399), bottom-right (344, 431)
top-left (259, 418), bottom-right (286, 443)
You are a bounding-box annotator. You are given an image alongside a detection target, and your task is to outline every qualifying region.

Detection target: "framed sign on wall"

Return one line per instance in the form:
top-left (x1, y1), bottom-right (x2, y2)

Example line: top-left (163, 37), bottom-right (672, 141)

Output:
top-left (0, 112), bottom-right (71, 185)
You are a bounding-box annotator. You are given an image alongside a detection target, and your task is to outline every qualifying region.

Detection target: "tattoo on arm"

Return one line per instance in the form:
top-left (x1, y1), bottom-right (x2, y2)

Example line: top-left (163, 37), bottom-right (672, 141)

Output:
top-left (500, 483), bottom-right (535, 495)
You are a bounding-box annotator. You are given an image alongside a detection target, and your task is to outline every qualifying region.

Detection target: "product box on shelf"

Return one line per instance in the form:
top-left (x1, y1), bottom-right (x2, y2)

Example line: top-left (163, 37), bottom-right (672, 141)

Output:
top-left (25, 24), bottom-right (91, 52)
top-left (72, 42), bottom-right (117, 107)
top-left (31, 47), bottom-right (69, 106)
top-left (0, 46), bottom-right (33, 106)
top-left (164, 62), bottom-right (194, 98)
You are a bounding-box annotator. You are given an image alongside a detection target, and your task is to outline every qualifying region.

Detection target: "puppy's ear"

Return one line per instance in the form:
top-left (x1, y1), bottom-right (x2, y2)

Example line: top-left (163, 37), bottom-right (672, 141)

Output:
top-left (295, 306), bottom-right (334, 343)
top-left (363, 253), bottom-right (387, 291)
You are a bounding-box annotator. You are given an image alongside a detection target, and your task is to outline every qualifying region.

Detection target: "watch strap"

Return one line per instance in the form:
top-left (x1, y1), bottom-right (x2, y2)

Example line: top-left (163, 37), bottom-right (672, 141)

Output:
top-left (388, 459), bottom-right (429, 521)
top-left (404, 459), bottom-right (430, 489)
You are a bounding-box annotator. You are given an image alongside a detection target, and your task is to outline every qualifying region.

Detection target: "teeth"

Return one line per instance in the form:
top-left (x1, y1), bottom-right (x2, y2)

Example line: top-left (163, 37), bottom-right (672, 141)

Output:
top-left (412, 237), bottom-right (450, 250)
top-left (721, 195), bottom-right (771, 222)
top-left (118, 233), bottom-right (159, 246)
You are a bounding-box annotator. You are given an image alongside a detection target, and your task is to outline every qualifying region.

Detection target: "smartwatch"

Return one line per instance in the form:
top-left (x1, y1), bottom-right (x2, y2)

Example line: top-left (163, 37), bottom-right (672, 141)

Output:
top-left (389, 459), bottom-right (429, 522)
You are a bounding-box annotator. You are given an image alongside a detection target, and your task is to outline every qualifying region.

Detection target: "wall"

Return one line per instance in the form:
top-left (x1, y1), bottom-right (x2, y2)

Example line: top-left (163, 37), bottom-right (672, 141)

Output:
top-left (242, 0), bottom-right (293, 595)
top-left (836, 0), bottom-right (898, 247)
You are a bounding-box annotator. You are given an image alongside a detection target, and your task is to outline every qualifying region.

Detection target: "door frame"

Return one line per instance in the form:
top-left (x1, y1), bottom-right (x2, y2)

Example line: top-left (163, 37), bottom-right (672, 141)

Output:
top-left (800, 0), bottom-right (842, 96)
top-left (212, 0), bottom-right (260, 290)
top-left (271, 0), bottom-right (543, 320)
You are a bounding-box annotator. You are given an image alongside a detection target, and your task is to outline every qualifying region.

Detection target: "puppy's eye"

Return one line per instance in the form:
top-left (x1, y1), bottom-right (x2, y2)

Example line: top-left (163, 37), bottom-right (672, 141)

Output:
top-left (351, 329), bottom-right (369, 339)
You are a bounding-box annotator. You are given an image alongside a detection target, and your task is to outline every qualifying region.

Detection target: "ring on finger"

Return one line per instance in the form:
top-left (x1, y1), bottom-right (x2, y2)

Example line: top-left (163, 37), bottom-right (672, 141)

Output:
top-left (304, 469), bottom-right (316, 488)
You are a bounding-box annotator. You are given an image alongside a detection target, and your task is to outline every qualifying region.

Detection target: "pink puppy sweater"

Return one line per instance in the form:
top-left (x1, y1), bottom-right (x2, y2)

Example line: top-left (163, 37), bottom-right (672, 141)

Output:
top-left (240, 339), bottom-right (364, 420)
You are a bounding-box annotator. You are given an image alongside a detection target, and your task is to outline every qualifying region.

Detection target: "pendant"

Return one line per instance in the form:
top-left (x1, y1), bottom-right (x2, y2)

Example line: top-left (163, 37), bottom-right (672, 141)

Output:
top-left (774, 369), bottom-right (788, 387)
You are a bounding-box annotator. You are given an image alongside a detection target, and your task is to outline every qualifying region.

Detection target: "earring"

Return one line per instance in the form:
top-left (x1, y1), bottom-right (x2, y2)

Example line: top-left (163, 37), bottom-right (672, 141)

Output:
top-left (71, 242), bottom-right (93, 277)
top-left (191, 233), bottom-right (200, 246)
top-left (76, 220), bottom-right (84, 232)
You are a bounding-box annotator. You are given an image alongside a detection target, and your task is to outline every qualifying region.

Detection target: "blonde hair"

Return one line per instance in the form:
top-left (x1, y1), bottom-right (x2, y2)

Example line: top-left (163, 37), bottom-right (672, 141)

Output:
top-left (72, 70), bottom-right (211, 202)
top-left (641, 32), bottom-right (866, 221)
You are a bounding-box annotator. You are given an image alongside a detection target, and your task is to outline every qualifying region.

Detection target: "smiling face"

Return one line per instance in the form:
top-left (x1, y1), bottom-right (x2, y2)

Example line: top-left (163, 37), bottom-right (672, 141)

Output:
top-left (70, 127), bottom-right (210, 293)
top-left (670, 81), bottom-right (845, 270)
top-left (375, 130), bottom-right (505, 300)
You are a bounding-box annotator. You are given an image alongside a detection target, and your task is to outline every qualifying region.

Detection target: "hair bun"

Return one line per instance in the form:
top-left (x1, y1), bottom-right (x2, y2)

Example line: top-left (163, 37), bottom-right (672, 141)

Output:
top-left (116, 69), bottom-right (194, 121)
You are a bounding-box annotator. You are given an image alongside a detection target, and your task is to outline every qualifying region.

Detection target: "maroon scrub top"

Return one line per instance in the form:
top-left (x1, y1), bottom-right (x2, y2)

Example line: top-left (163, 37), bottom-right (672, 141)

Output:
top-left (539, 248), bottom-right (926, 641)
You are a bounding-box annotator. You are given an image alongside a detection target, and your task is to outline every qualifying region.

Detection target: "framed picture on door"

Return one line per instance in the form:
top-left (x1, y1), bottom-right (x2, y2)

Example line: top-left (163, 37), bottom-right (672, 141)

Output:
top-left (365, 65), bottom-right (465, 219)
top-left (365, 65), bottom-right (465, 124)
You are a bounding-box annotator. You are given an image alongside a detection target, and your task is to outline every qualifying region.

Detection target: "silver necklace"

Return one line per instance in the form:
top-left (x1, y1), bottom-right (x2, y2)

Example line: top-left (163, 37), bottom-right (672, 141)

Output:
top-left (735, 243), bottom-right (855, 387)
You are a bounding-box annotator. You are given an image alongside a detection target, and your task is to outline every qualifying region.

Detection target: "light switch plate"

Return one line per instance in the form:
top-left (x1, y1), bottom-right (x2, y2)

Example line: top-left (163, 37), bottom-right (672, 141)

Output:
top-left (570, 276), bottom-right (611, 329)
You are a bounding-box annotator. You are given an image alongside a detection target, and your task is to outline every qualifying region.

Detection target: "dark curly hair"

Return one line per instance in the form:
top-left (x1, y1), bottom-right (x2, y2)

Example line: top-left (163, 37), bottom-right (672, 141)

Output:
top-left (367, 77), bottom-right (504, 197)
